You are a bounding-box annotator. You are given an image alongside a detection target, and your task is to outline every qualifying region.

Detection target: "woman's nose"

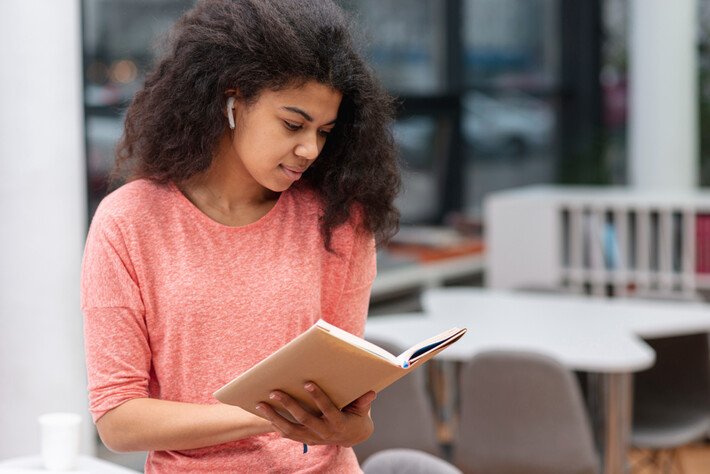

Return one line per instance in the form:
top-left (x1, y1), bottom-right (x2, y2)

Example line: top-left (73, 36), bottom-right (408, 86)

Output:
top-left (295, 132), bottom-right (321, 160)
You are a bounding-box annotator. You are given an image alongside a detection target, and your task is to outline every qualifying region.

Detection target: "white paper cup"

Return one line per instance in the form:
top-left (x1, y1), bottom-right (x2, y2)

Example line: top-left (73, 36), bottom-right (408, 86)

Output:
top-left (38, 412), bottom-right (82, 471)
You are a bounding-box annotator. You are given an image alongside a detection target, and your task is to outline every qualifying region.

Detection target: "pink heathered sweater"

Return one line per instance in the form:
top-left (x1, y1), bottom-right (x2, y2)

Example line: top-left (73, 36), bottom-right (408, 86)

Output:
top-left (80, 179), bottom-right (376, 473)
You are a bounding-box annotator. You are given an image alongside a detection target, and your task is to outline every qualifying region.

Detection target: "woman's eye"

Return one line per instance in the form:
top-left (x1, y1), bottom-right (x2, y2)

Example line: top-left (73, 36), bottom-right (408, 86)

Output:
top-left (284, 121), bottom-right (301, 131)
top-left (319, 129), bottom-right (331, 137)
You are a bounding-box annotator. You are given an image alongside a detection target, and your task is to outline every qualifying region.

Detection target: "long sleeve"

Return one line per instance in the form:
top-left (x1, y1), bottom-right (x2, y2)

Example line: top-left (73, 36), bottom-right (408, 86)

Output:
top-left (81, 209), bottom-right (151, 422)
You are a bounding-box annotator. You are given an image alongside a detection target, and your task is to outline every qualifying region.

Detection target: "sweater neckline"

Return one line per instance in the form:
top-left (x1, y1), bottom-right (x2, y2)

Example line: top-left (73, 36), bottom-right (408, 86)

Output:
top-left (168, 181), bottom-right (286, 231)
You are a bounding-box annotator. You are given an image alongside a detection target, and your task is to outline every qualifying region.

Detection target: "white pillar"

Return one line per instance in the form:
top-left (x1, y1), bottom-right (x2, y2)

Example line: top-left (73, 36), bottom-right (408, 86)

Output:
top-left (0, 0), bottom-right (92, 458)
top-left (629, 0), bottom-right (698, 189)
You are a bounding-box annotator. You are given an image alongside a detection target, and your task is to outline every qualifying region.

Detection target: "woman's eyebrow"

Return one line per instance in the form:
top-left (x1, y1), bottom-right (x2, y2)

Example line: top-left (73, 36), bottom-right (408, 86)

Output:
top-left (281, 106), bottom-right (337, 125)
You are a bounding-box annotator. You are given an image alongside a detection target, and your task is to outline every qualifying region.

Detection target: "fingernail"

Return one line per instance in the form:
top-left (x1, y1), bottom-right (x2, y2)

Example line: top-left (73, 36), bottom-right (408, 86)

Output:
top-left (269, 392), bottom-right (281, 401)
top-left (305, 383), bottom-right (314, 392)
top-left (255, 404), bottom-right (262, 411)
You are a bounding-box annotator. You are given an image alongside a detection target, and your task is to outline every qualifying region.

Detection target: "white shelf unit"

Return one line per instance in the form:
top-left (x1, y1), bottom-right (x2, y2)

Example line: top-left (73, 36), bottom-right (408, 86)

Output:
top-left (485, 185), bottom-right (710, 300)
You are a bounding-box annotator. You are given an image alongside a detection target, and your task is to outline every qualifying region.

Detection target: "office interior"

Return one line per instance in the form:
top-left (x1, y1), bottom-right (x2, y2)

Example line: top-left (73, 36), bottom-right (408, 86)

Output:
top-left (3, 0), bottom-right (710, 472)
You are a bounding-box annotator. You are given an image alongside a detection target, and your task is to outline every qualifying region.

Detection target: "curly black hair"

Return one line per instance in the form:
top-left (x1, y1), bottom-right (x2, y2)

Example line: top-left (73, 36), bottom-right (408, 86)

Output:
top-left (114, 0), bottom-right (400, 250)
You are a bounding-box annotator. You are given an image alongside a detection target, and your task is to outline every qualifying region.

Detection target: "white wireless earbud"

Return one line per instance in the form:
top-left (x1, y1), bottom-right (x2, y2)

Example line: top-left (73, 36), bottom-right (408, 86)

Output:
top-left (226, 96), bottom-right (236, 130)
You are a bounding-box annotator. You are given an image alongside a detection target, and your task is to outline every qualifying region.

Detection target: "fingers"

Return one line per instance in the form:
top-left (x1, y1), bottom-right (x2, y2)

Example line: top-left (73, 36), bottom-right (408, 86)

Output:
top-left (303, 382), bottom-right (342, 421)
top-left (255, 401), bottom-right (312, 444)
top-left (354, 390), bottom-right (377, 405)
top-left (344, 390), bottom-right (377, 416)
top-left (263, 391), bottom-right (328, 437)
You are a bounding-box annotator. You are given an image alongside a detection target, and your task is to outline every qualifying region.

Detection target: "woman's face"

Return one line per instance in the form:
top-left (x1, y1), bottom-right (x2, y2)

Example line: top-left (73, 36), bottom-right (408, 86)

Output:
top-left (230, 81), bottom-right (342, 193)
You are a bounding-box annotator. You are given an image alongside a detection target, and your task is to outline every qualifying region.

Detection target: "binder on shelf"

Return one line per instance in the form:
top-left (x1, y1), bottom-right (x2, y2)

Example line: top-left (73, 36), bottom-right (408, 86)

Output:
top-left (696, 214), bottom-right (710, 274)
top-left (602, 217), bottom-right (621, 270)
top-left (582, 209), bottom-right (605, 272)
top-left (649, 211), bottom-right (660, 273)
top-left (635, 209), bottom-right (651, 291)
top-left (569, 207), bottom-right (584, 276)
top-left (613, 208), bottom-right (630, 296)
top-left (672, 211), bottom-right (684, 274)
top-left (658, 210), bottom-right (674, 290)
top-left (682, 210), bottom-right (696, 291)
top-left (582, 209), bottom-right (593, 270)
top-left (627, 210), bottom-right (638, 271)
top-left (561, 208), bottom-right (571, 268)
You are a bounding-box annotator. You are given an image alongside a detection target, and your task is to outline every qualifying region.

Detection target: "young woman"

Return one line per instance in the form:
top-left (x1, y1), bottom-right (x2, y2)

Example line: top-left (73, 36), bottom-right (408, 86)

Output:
top-left (80, 0), bottom-right (400, 472)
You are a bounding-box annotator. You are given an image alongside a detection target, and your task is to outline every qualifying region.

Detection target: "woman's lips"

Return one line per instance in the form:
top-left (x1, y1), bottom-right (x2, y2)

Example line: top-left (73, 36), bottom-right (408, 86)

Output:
top-left (280, 165), bottom-right (307, 180)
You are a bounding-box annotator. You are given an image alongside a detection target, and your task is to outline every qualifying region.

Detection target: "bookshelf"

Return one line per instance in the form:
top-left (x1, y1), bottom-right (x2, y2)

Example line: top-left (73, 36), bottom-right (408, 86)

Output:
top-left (485, 185), bottom-right (710, 300)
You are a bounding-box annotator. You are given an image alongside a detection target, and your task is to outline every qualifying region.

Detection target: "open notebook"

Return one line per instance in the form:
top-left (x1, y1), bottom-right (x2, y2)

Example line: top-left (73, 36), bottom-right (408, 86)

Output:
top-left (214, 319), bottom-right (466, 421)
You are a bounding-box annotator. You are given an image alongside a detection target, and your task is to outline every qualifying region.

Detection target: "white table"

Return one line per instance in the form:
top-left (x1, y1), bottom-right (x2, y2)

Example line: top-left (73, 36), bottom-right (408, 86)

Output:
top-left (365, 288), bottom-right (710, 474)
top-left (0, 455), bottom-right (140, 473)
top-left (371, 252), bottom-right (484, 301)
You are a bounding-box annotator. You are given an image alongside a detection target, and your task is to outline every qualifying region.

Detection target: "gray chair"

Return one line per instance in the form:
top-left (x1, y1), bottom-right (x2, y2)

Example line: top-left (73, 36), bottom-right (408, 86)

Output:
top-left (353, 337), bottom-right (441, 463)
top-left (362, 448), bottom-right (462, 474)
top-left (455, 350), bottom-right (599, 474)
top-left (631, 333), bottom-right (710, 473)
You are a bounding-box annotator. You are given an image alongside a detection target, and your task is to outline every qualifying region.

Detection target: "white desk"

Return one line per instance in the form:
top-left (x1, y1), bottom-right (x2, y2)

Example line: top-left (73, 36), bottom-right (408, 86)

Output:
top-left (365, 288), bottom-right (710, 474)
top-left (371, 253), bottom-right (484, 301)
top-left (0, 455), bottom-right (140, 473)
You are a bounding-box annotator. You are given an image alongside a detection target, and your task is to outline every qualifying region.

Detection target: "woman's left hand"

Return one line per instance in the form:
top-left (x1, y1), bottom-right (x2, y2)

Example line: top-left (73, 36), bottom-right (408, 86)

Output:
top-left (255, 382), bottom-right (376, 447)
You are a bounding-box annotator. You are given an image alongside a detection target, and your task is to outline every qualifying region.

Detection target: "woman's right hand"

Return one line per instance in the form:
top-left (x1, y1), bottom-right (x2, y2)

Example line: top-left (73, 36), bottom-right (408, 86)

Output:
top-left (256, 382), bottom-right (376, 447)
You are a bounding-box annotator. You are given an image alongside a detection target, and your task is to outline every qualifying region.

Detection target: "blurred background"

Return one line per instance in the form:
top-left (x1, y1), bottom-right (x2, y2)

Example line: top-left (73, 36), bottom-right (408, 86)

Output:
top-left (4, 0), bottom-right (710, 472)
top-left (82, 0), bottom-right (622, 223)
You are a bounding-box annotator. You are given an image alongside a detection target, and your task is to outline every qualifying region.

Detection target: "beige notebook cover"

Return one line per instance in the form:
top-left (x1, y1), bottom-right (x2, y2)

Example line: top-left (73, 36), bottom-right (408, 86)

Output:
top-left (213, 319), bottom-right (466, 421)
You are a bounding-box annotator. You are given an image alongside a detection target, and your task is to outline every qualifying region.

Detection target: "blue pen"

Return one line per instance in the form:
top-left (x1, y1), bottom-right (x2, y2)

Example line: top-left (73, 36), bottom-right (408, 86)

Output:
top-left (303, 443), bottom-right (308, 454)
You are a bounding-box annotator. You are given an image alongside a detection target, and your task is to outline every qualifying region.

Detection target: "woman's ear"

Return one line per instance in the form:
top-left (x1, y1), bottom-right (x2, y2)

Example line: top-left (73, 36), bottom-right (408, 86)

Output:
top-left (224, 89), bottom-right (241, 130)
top-left (226, 96), bottom-right (236, 129)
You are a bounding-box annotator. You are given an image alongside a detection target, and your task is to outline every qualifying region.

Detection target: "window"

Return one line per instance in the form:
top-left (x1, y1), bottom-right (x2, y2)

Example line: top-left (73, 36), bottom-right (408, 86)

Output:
top-left (344, 0), bottom-right (607, 223)
top-left (82, 0), bottom-right (610, 225)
